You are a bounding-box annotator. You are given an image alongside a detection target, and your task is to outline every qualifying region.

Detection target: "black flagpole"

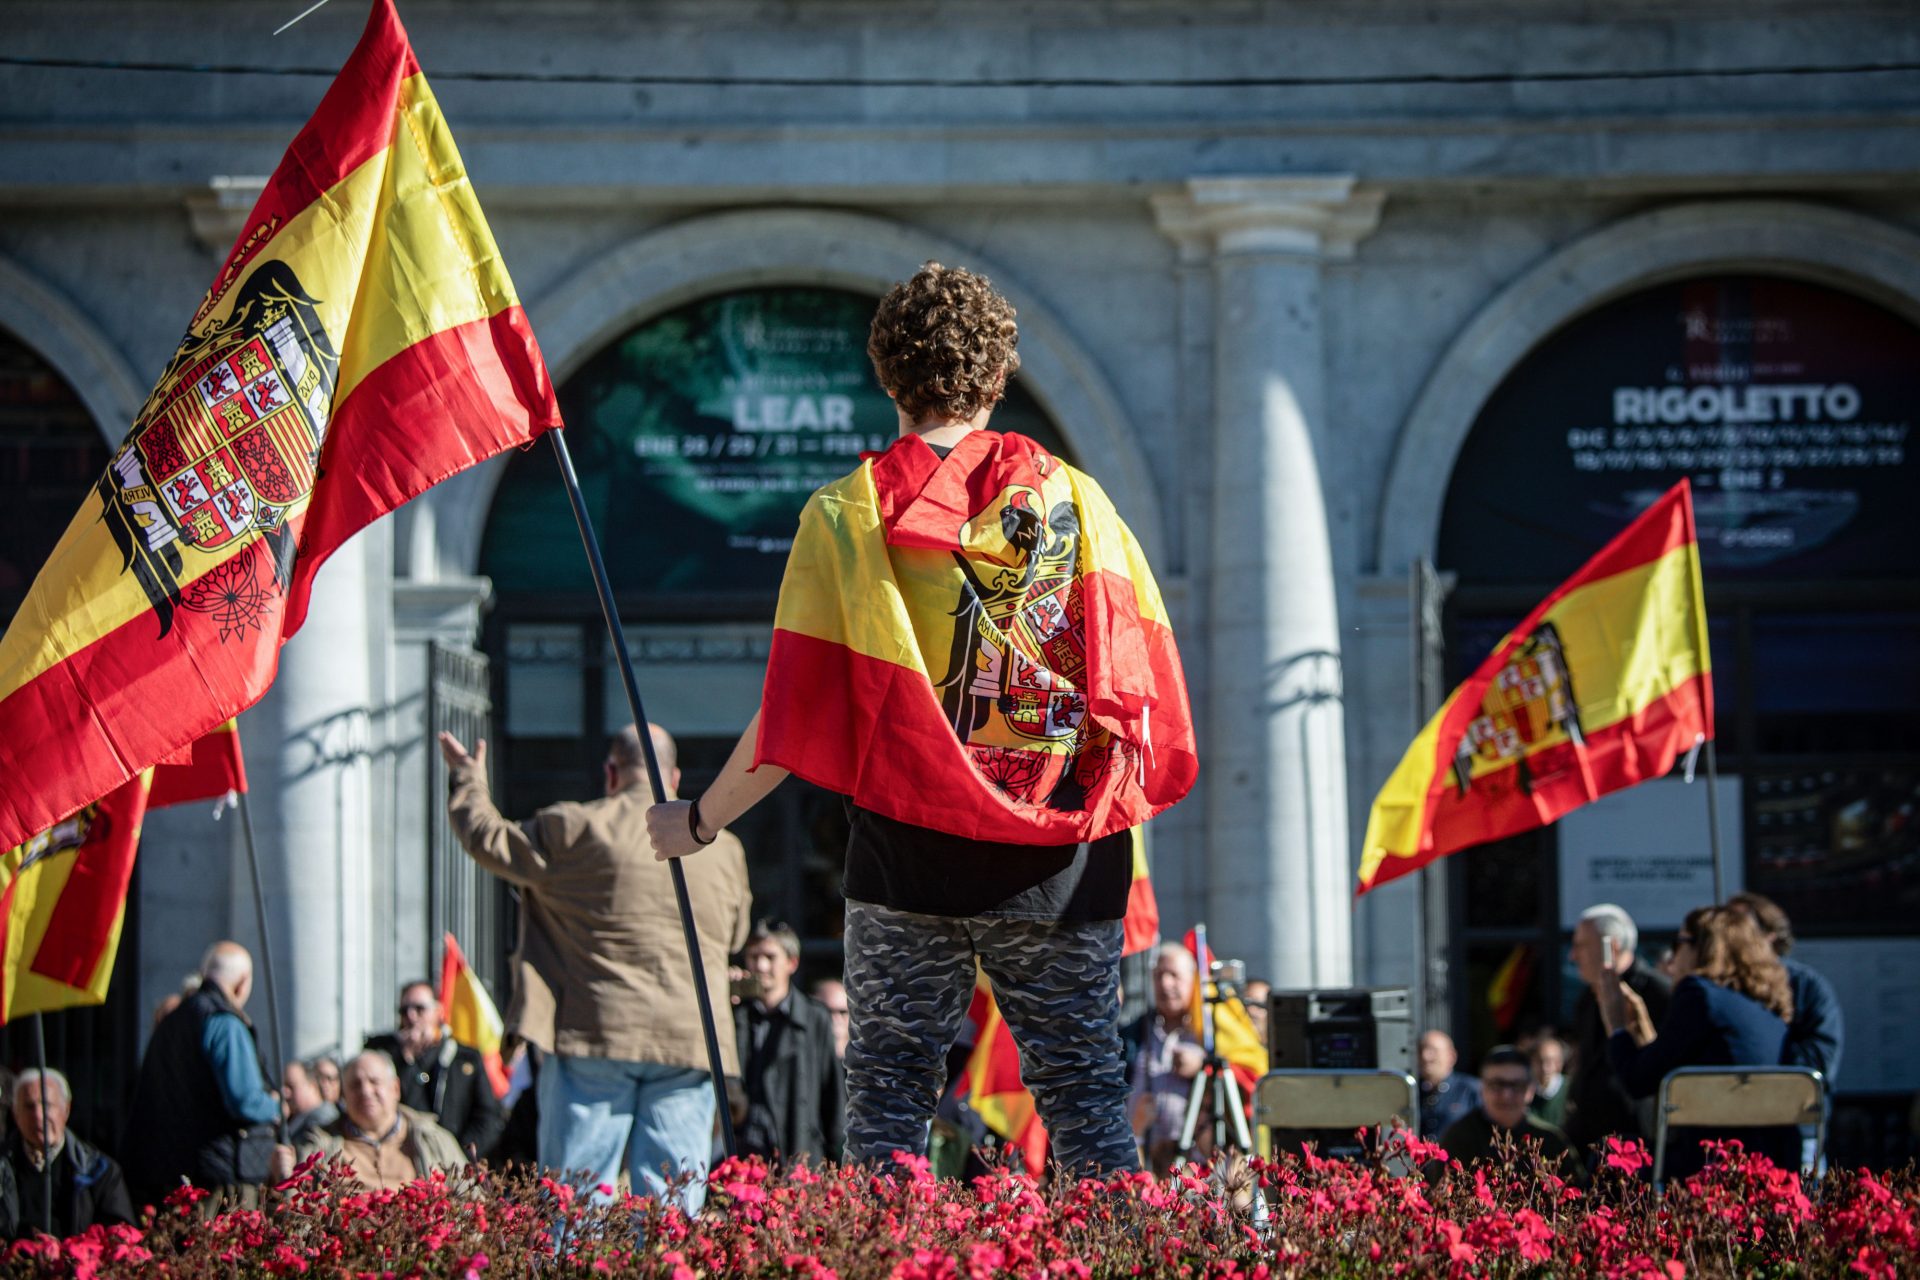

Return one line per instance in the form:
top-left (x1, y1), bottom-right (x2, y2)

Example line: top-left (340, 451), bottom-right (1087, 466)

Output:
top-left (547, 429), bottom-right (737, 1157)
top-left (1703, 737), bottom-right (1726, 904)
top-left (232, 761), bottom-right (289, 1145)
top-left (31, 1013), bottom-right (52, 1235)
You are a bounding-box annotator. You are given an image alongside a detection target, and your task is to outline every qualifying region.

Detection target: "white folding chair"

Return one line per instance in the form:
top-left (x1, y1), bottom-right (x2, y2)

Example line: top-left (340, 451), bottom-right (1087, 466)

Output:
top-left (1255, 1068), bottom-right (1418, 1170)
top-left (1653, 1065), bottom-right (1826, 1190)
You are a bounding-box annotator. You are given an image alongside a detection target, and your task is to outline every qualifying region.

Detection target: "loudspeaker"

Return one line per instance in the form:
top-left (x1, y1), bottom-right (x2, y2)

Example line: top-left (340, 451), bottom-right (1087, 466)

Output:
top-left (1268, 987), bottom-right (1413, 1074)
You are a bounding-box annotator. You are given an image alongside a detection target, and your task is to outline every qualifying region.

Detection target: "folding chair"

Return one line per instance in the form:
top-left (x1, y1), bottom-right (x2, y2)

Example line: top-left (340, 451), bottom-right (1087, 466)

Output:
top-left (1255, 1069), bottom-right (1418, 1167)
top-left (1653, 1065), bottom-right (1826, 1190)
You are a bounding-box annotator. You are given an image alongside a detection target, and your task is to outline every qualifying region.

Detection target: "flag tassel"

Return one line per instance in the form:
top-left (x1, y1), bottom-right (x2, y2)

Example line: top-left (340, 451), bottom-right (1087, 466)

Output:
top-left (548, 429), bottom-right (736, 1158)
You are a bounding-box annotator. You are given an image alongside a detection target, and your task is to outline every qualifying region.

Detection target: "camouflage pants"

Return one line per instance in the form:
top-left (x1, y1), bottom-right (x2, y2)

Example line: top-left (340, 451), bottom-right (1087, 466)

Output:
top-left (842, 901), bottom-right (1139, 1177)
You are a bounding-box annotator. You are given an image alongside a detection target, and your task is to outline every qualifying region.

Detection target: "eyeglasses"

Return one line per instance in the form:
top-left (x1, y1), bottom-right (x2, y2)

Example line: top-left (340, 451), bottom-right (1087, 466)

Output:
top-left (1482, 1078), bottom-right (1531, 1094)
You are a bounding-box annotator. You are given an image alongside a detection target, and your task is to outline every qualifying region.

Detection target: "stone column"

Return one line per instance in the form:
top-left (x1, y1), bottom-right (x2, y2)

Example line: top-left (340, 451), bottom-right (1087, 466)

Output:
top-left (1152, 177), bottom-right (1384, 990)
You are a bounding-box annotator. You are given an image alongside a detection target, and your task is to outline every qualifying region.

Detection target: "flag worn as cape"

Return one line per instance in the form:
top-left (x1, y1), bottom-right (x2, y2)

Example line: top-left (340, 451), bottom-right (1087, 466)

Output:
top-left (1185, 926), bottom-right (1266, 1105)
top-left (1, 724), bottom-right (248, 1023)
top-left (757, 431), bottom-right (1195, 845)
top-left (955, 828), bottom-right (1162, 1173)
top-left (0, 0), bottom-right (561, 852)
top-left (1357, 479), bottom-right (1712, 894)
top-left (439, 932), bottom-right (509, 1098)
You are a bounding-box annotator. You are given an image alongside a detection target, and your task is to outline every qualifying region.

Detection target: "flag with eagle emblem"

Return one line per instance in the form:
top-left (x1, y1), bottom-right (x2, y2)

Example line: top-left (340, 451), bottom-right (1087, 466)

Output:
top-left (0, 0), bottom-right (561, 851)
top-left (755, 430), bottom-right (1195, 844)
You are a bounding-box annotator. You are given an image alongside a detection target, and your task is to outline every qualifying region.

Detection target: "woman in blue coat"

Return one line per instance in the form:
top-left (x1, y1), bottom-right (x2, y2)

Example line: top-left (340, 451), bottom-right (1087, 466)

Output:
top-left (1599, 905), bottom-right (1797, 1180)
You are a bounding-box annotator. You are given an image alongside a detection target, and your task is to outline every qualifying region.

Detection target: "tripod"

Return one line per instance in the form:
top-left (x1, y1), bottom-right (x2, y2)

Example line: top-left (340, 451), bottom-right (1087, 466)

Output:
top-left (1174, 1008), bottom-right (1256, 1163)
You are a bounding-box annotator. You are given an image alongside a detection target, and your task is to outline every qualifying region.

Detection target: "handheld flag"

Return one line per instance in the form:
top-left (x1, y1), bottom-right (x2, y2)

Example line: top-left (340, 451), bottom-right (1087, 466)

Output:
top-left (1358, 480), bottom-right (1712, 894)
top-left (439, 932), bottom-right (509, 1098)
top-left (1184, 925), bottom-right (1267, 1104)
top-left (1, 724), bottom-right (249, 1023)
top-left (756, 431), bottom-right (1195, 845)
top-left (0, 0), bottom-right (561, 852)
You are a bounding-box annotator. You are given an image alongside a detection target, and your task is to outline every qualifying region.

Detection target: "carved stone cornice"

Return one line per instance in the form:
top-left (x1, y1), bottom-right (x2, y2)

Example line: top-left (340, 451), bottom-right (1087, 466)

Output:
top-left (1151, 176), bottom-right (1385, 264)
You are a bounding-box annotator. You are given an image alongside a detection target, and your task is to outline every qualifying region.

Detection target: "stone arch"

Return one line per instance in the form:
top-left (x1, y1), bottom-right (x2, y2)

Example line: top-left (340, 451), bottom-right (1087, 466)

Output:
top-left (0, 252), bottom-right (145, 445)
top-left (429, 208), bottom-right (1161, 577)
top-left (1377, 200), bottom-right (1920, 572)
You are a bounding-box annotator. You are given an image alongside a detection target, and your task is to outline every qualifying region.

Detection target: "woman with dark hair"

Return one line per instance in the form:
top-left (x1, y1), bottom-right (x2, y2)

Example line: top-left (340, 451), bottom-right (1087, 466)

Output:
top-left (1599, 904), bottom-right (1798, 1179)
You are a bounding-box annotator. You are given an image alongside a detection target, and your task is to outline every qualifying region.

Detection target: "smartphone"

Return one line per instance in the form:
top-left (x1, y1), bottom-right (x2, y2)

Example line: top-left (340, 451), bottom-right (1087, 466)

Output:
top-left (730, 972), bottom-right (762, 1000)
top-left (1601, 935), bottom-right (1616, 970)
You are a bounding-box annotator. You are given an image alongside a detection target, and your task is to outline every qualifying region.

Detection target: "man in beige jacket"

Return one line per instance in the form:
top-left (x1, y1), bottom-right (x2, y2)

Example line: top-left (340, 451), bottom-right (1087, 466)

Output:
top-left (438, 724), bottom-right (751, 1213)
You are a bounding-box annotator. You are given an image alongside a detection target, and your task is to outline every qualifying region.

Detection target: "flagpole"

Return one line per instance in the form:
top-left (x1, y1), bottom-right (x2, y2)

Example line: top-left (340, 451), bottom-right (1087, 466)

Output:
top-left (546, 429), bottom-right (737, 1158)
top-left (1703, 738), bottom-right (1726, 903)
top-left (234, 773), bottom-right (290, 1145)
top-left (31, 1013), bottom-right (52, 1235)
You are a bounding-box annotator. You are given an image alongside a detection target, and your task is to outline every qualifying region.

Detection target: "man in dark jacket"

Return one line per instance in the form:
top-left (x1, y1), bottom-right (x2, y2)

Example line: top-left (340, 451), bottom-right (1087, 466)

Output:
top-left (366, 981), bottom-right (505, 1158)
top-left (1565, 904), bottom-right (1672, 1154)
top-left (122, 941), bottom-right (281, 1205)
top-left (1437, 1046), bottom-right (1578, 1175)
top-left (734, 922), bottom-right (845, 1164)
top-left (2, 1068), bottom-right (134, 1239)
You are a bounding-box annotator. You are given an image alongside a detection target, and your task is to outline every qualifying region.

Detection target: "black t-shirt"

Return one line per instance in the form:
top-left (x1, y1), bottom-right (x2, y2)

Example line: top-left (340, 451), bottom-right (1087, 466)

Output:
top-left (844, 804), bottom-right (1132, 921)
top-left (840, 438), bottom-right (1132, 923)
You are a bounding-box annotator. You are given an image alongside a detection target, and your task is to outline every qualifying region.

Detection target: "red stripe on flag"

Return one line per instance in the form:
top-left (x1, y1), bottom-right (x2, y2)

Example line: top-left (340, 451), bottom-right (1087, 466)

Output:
top-left (197, 0), bottom-right (418, 328)
top-left (0, 538), bottom-right (287, 849)
top-left (149, 726), bottom-right (247, 808)
top-left (30, 777), bottom-right (147, 988)
top-left (1364, 671), bottom-right (1713, 893)
top-left (285, 307), bottom-right (561, 634)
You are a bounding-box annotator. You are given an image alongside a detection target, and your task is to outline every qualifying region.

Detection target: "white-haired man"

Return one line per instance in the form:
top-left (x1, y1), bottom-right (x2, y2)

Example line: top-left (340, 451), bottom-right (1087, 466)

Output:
top-left (1, 1068), bottom-right (133, 1239)
top-left (124, 941), bottom-right (282, 1205)
top-left (271, 1051), bottom-right (466, 1190)
top-left (1565, 903), bottom-right (1673, 1152)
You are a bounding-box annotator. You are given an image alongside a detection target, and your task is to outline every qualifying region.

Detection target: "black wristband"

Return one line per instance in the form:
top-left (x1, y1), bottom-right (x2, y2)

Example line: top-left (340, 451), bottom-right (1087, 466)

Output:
top-left (688, 798), bottom-right (717, 846)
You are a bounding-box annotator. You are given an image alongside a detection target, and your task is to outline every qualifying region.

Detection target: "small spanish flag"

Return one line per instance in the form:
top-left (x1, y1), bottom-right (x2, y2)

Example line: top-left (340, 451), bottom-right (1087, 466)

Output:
top-left (0, 0), bottom-right (560, 853)
top-left (1358, 479), bottom-right (1712, 893)
top-left (439, 932), bottom-right (509, 1099)
top-left (1185, 925), bottom-right (1267, 1104)
top-left (2, 724), bottom-right (248, 1023)
top-left (755, 431), bottom-right (1195, 845)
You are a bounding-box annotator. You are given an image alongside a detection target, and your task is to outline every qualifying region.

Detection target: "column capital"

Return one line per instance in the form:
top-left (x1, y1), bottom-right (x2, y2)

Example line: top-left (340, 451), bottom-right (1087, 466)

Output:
top-left (1151, 176), bottom-right (1385, 264)
top-left (393, 575), bottom-right (494, 648)
top-left (184, 176), bottom-right (269, 255)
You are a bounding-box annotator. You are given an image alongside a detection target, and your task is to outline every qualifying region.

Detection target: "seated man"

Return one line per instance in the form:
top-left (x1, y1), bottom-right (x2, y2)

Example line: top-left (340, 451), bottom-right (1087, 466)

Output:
top-left (1, 1069), bottom-right (133, 1239)
top-left (1438, 1046), bottom-right (1578, 1174)
top-left (282, 1059), bottom-right (339, 1143)
top-left (272, 1051), bottom-right (467, 1190)
top-left (1417, 1030), bottom-right (1483, 1140)
top-left (366, 981), bottom-right (504, 1159)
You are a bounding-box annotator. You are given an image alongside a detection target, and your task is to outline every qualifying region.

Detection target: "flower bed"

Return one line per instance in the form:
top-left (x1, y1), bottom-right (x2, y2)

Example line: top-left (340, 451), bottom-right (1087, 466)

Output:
top-left (7, 1136), bottom-right (1915, 1278)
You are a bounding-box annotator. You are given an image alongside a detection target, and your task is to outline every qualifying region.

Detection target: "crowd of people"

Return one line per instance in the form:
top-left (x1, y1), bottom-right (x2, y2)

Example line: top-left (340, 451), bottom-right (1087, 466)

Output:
top-left (0, 263), bottom-right (1866, 1244)
top-left (1412, 893), bottom-right (1844, 1182)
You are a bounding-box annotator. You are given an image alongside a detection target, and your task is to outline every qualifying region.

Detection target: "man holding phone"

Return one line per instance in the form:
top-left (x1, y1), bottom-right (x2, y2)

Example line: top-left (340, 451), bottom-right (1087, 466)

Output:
top-left (1564, 903), bottom-right (1672, 1155)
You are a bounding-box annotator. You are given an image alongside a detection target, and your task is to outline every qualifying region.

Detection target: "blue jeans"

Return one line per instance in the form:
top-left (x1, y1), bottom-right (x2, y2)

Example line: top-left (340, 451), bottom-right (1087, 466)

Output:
top-left (537, 1054), bottom-right (715, 1214)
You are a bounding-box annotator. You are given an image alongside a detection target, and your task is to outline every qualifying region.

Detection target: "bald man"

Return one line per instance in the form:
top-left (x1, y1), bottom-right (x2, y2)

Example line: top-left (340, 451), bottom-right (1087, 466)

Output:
top-left (124, 942), bottom-right (282, 1204)
top-left (440, 722), bottom-right (752, 1214)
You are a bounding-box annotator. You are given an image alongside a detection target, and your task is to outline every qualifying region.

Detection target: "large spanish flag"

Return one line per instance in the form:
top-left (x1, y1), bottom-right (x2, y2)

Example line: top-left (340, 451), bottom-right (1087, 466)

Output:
top-left (0, 0), bottom-right (560, 852)
top-left (1357, 479), bottom-right (1712, 893)
top-left (1, 724), bottom-right (244, 1023)
top-left (756, 431), bottom-right (1195, 844)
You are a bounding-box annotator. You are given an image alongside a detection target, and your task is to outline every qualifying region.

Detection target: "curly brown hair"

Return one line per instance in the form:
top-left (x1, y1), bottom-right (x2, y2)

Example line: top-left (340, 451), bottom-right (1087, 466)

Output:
top-left (867, 262), bottom-right (1020, 423)
top-left (1683, 905), bottom-right (1794, 1022)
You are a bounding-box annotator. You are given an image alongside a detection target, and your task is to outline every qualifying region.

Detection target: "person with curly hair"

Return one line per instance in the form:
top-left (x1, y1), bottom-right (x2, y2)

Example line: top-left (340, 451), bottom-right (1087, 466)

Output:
top-left (1598, 904), bottom-right (1798, 1178)
top-left (647, 262), bottom-right (1196, 1177)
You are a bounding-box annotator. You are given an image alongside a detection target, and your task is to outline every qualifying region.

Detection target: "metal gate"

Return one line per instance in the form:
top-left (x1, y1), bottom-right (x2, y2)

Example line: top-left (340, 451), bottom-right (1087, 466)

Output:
top-left (424, 642), bottom-right (506, 997)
